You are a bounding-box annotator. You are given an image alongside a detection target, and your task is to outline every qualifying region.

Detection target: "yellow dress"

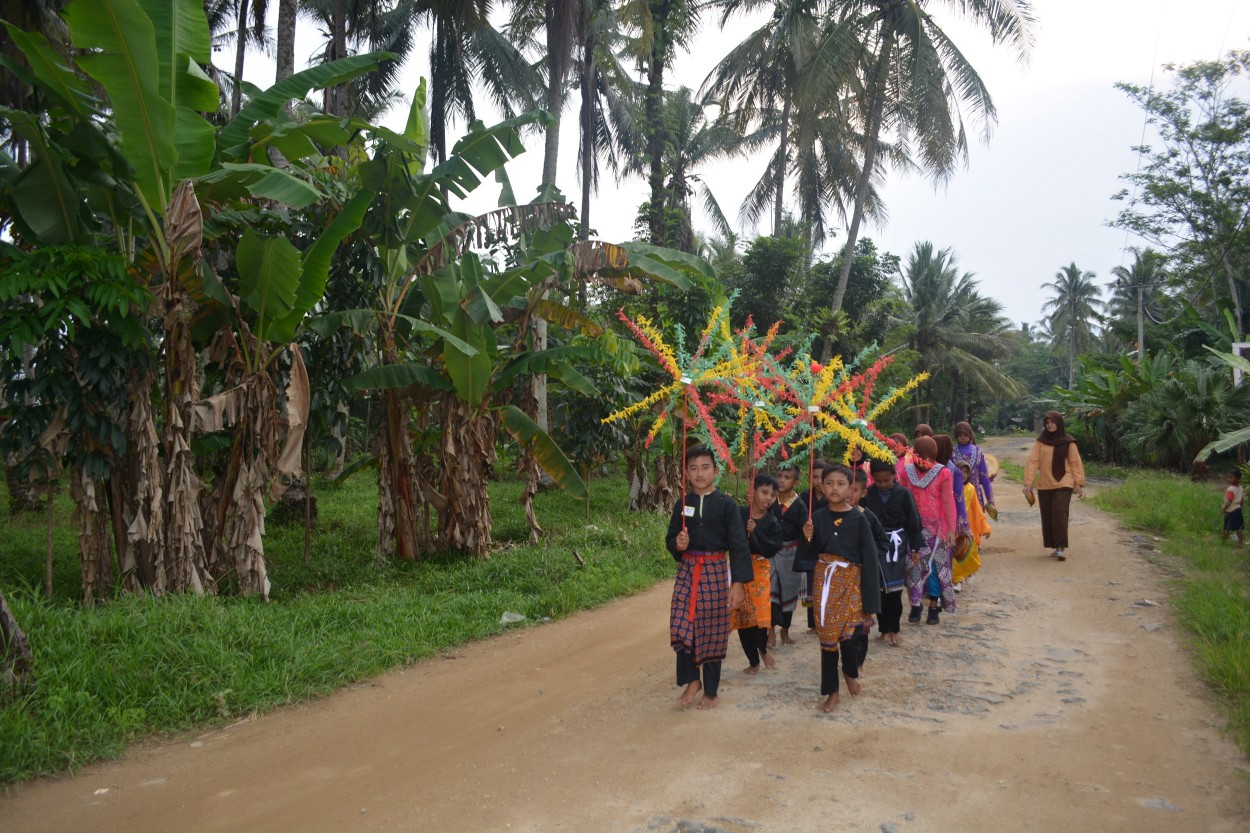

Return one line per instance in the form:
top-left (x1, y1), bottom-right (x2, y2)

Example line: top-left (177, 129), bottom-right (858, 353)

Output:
top-left (953, 482), bottom-right (990, 583)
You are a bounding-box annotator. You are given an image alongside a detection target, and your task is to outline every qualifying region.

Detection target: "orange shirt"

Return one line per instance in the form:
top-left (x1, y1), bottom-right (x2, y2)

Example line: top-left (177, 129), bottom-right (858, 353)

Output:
top-left (1024, 441), bottom-right (1085, 491)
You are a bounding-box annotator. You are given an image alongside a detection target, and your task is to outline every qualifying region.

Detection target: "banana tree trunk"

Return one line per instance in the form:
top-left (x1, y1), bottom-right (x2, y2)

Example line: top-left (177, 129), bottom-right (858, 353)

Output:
top-left (162, 285), bottom-right (210, 595)
top-left (439, 396), bottom-right (497, 556)
top-left (70, 467), bottom-right (111, 607)
top-left (122, 369), bottom-right (164, 592)
top-left (220, 375), bottom-right (276, 599)
top-left (376, 388), bottom-right (424, 561)
top-left (0, 588), bottom-right (31, 703)
top-left (829, 26), bottom-right (895, 322)
top-left (4, 456), bottom-right (41, 513)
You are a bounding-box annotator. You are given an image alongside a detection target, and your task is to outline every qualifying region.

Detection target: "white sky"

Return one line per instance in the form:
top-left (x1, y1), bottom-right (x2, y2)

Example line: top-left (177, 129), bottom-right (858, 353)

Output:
top-left (224, 0), bottom-right (1250, 328)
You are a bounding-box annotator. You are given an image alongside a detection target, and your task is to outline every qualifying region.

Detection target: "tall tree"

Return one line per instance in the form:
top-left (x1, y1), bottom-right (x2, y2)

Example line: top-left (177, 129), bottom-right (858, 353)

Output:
top-left (1042, 262), bottom-right (1104, 389)
top-left (624, 86), bottom-right (740, 253)
top-left (1112, 51), bottom-right (1250, 333)
top-left (898, 242), bottom-right (1019, 423)
top-left (701, 0), bottom-right (817, 236)
top-left (276, 0), bottom-right (297, 81)
top-left (1108, 248), bottom-right (1167, 362)
top-left (809, 0), bottom-right (1035, 325)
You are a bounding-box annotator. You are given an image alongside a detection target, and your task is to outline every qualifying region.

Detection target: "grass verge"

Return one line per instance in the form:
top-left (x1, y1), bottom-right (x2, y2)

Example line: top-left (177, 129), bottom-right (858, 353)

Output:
top-left (1092, 471), bottom-right (1250, 756)
top-left (0, 473), bottom-right (671, 784)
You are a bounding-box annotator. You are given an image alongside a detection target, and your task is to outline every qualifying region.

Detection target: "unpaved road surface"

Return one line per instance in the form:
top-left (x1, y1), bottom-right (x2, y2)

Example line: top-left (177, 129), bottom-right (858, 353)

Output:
top-left (3, 437), bottom-right (1249, 832)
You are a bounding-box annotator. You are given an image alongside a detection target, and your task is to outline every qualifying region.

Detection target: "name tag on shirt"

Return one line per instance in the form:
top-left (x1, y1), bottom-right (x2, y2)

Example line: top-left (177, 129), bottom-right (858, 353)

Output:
top-left (683, 506), bottom-right (696, 517)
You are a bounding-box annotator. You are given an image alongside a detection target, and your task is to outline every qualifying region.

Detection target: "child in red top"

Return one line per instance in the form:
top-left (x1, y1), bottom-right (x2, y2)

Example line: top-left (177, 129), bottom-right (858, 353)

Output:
top-left (1222, 470), bottom-right (1244, 548)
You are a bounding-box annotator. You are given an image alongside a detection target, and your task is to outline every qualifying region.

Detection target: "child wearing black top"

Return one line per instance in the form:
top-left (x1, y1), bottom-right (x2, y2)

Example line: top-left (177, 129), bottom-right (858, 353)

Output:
top-left (734, 474), bottom-right (783, 673)
top-left (769, 465), bottom-right (807, 647)
top-left (861, 458), bottom-right (925, 646)
top-left (665, 446), bottom-right (752, 710)
top-left (798, 464), bottom-right (881, 713)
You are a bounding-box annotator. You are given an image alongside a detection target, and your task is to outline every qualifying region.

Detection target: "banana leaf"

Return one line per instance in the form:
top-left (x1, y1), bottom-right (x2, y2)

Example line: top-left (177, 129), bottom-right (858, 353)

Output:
top-left (500, 405), bottom-right (587, 500)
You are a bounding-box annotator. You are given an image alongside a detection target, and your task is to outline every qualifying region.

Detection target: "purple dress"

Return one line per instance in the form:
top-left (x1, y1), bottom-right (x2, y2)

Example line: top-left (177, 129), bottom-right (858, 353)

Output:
top-left (953, 442), bottom-right (995, 507)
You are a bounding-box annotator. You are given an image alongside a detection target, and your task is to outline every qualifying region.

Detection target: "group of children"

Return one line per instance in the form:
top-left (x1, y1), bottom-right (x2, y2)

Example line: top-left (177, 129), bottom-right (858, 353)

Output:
top-left (665, 424), bottom-right (998, 713)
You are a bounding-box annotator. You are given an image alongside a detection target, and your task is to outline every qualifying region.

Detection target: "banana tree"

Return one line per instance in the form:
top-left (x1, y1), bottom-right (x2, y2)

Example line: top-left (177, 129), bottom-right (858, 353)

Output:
top-left (318, 96), bottom-right (710, 556)
top-left (0, 0), bottom-right (387, 597)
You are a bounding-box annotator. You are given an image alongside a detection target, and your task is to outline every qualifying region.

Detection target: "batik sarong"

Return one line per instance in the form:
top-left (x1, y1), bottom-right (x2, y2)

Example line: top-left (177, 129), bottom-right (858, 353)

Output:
top-left (813, 555), bottom-right (864, 652)
top-left (670, 551), bottom-right (731, 665)
top-left (732, 555), bottom-right (771, 630)
top-left (904, 532), bottom-right (956, 613)
top-left (770, 541), bottom-right (802, 614)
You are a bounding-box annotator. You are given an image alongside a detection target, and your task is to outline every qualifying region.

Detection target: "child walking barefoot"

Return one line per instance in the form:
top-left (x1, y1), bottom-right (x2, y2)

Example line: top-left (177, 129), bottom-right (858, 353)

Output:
top-left (734, 474), bottom-right (783, 674)
top-left (666, 446), bottom-right (751, 710)
top-left (861, 459), bottom-right (924, 646)
top-left (798, 465), bottom-right (881, 713)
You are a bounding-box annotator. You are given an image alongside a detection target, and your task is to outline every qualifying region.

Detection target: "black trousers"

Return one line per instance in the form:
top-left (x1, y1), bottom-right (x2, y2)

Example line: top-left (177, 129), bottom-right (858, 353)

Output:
top-left (878, 589), bottom-right (904, 634)
top-left (737, 626), bottom-right (769, 666)
top-left (771, 603), bottom-right (794, 630)
top-left (1038, 487), bottom-right (1073, 549)
top-left (676, 652), bottom-right (722, 697)
top-left (820, 629), bottom-right (861, 696)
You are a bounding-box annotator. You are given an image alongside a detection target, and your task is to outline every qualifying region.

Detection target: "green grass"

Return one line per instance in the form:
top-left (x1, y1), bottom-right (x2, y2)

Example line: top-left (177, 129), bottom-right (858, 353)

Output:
top-left (1092, 472), bottom-right (1250, 754)
top-left (998, 460), bottom-right (1024, 481)
top-left (0, 473), bottom-right (671, 783)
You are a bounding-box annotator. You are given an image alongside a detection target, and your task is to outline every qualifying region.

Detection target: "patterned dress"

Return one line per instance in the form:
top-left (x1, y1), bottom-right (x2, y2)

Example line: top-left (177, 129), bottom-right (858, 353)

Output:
top-left (899, 461), bottom-right (958, 614)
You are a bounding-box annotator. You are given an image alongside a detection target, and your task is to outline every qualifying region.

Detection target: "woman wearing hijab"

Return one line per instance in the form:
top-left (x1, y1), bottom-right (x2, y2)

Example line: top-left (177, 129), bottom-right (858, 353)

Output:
top-left (1023, 411), bottom-right (1086, 561)
top-left (952, 421), bottom-right (995, 514)
top-left (933, 435), bottom-right (969, 536)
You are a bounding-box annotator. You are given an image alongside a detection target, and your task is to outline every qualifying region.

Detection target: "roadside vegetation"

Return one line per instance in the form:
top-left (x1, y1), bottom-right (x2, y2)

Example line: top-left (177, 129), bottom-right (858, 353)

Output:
top-left (1093, 472), bottom-right (1250, 755)
top-left (0, 474), bottom-right (669, 783)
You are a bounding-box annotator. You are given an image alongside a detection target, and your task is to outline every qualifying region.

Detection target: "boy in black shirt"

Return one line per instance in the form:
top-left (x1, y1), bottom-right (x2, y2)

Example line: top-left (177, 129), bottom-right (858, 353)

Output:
top-left (769, 465), bottom-right (807, 647)
top-left (798, 464), bottom-right (881, 712)
top-left (861, 458), bottom-right (924, 646)
top-left (734, 473), bottom-right (783, 673)
top-left (665, 446), bottom-right (751, 709)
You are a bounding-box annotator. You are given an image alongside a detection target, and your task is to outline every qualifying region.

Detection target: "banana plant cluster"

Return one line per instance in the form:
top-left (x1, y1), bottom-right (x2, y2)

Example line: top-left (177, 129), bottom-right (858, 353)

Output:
top-left (0, 0), bottom-right (387, 601)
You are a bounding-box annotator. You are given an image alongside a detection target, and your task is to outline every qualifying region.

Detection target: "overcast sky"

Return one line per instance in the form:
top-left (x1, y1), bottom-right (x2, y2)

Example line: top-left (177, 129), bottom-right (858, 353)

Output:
top-left (231, 0), bottom-right (1250, 329)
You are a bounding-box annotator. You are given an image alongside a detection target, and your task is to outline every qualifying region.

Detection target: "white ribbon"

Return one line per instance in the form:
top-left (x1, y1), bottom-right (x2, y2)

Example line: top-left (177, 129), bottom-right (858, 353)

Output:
top-left (886, 529), bottom-right (904, 563)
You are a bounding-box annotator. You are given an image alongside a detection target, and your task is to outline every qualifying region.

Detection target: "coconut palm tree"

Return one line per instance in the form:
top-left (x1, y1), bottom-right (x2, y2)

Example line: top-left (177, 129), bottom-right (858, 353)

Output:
top-left (618, 0), bottom-right (699, 243)
top-left (898, 242), bottom-right (1020, 423)
top-left (1108, 248), bottom-right (1167, 362)
top-left (1043, 262), bottom-right (1104, 388)
top-left (575, 0), bottom-right (644, 237)
top-left (623, 86), bottom-right (740, 252)
top-left (701, 0), bottom-right (818, 236)
top-left (808, 0), bottom-right (1036, 320)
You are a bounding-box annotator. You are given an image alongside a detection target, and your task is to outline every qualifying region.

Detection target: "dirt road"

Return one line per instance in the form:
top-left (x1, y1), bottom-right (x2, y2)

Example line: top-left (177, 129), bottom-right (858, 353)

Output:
top-left (2, 437), bottom-right (1248, 832)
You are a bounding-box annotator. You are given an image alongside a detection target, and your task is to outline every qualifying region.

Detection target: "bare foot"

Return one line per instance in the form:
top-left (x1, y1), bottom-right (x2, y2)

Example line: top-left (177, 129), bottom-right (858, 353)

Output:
top-left (762, 651), bottom-right (776, 670)
top-left (875, 632), bottom-right (887, 642)
top-left (767, 629), bottom-right (777, 648)
top-left (889, 633), bottom-right (902, 647)
top-left (744, 664), bottom-right (759, 675)
top-left (677, 681), bottom-right (702, 707)
top-left (819, 693), bottom-right (840, 713)
top-left (697, 694), bottom-right (719, 710)
top-left (845, 675), bottom-right (862, 697)
top-left (780, 629), bottom-right (795, 646)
